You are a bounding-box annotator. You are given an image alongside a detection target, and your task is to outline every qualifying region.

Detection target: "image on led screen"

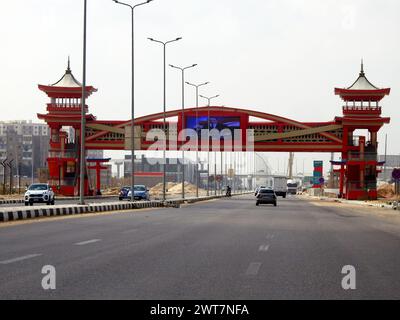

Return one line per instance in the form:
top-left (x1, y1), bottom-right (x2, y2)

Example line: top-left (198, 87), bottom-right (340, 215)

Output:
top-left (186, 116), bottom-right (241, 132)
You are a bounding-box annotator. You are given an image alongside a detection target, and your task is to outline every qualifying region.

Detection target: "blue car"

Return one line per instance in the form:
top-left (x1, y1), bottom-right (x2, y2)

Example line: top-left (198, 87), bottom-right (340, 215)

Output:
top-left (128, 185), bottom-right (150, 201)
top-left (119, 186), bottom-right (131, 201)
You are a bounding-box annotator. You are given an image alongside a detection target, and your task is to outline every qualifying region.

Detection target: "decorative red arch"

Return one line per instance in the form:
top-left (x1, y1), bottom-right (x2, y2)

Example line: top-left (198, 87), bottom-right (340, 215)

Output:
top-left (37, 63), bottom-right (391, 200)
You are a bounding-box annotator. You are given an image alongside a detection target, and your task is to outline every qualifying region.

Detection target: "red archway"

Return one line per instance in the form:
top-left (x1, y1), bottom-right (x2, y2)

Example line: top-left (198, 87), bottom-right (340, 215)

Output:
top-left (38, 62), bottom-right (390, 200)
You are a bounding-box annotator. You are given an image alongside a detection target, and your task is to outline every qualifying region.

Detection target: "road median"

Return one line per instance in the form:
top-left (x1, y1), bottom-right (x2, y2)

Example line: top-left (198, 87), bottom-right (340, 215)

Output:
top-left (0, 193), bottom-right (250, 223)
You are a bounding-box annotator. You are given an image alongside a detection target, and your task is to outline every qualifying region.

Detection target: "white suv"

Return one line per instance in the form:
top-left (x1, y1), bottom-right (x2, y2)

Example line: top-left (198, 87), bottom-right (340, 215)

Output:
top-left (24, 183), bottom-right (55, 206)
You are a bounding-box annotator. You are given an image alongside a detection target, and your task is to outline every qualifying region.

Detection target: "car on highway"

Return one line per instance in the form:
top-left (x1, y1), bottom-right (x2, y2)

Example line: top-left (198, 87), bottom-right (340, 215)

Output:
top-left (254, 186), bottom-right (266, 196)
top-left (126, 185), bottom-right (150, 201)
top-left (24, 183), bottom-right (55, 206)
top-left (118, 186), bottom-right (131, 201)
top-left (256, 188), bottom-right (277, 207)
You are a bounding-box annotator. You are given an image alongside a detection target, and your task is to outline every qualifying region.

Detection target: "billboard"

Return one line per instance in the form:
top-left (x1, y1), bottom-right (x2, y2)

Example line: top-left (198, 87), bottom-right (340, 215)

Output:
top-left (313, 160), bottom-right (324, 188)
top-left (186, 116), bottom-right (240, 132)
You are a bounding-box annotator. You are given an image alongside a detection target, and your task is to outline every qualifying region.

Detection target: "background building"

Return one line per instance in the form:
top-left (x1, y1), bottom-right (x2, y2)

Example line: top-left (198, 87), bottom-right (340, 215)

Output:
top-left (123, 154), bottom-right (197, 188)
top-left (0, 121), bottom-right (49, 187)
top-left (378, 155), bottom-right (400, 182)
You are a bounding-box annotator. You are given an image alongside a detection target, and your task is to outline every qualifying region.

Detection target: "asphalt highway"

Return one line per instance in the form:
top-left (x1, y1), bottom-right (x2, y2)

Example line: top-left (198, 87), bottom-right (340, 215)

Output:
top-left (1, 195), bottom-right (400, 299)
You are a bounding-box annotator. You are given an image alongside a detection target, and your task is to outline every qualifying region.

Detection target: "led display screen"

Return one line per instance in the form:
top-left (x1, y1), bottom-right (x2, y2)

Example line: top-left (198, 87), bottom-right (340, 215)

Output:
top-left (186, 116), bottom-right (241, 131)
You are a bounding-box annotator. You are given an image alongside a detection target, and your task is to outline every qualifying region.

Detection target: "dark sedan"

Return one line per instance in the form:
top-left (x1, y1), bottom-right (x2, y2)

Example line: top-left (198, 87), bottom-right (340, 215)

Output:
top-left (256, 189), bottom-right (277, 207)
top-left (119, 186), bottom-right (131, 201)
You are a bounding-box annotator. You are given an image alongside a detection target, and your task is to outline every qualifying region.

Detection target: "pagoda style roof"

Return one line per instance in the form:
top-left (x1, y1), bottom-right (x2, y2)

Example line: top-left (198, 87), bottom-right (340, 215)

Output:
top-left (347, 64), bottom-right (378, 90)
top-left (51, 58), bottom-right (82, 87)
top-left (335, 61), bottom-right (390, 102)
top-left (38, 58), bottom-right (97, 98)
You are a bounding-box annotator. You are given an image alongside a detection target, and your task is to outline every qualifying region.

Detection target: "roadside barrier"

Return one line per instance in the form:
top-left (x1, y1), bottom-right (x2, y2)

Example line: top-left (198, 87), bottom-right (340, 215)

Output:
top-left (0, 193), bottom-right (251, 223)
top-left (0, 195), bottom-right (118, 206)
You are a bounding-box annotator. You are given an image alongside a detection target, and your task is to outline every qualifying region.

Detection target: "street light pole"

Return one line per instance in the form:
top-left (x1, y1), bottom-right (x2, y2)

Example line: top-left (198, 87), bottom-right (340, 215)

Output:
top-left (186, 81), bottom-right (209, 197)
top-left (31, 144), bottom-right (34, 185)
top-left (1, 158), bottom-right (7, 195)
top-left (79, 0), bottom-right (88, 205)
top-left (8, 159), bottom-right (14, 195)
top-left (170, 64), bottom-right (197, 199)
top-left (255, 152), bottom-right (269, 186)
top-left (199, 94), bottom-right (219, 196)
top-left (220, 150), bottom-right (223, 194)
top-left (148, 37), bottom-right (182, 201)
top-left (114, 0), bottom-right (153, 202)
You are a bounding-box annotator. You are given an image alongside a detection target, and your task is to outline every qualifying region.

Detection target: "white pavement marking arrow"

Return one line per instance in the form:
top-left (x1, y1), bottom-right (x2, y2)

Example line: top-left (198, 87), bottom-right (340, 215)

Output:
top-left (245, 262), bottom-right (262, 276)
top-left (258, 244), bottom-right (270, 252)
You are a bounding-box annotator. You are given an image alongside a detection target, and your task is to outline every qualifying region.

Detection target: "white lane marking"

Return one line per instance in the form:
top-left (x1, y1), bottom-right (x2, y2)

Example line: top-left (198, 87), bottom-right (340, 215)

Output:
top-left (75, 239), bottom-right (101, 246)
top-left (259, 244), bottom-right (270, 252)
top-left (245, 262), bottom-right (262, 276)
top-left (0, 254), bottom-right (42, 265)
top-left (266, 234), bottom-right (275, 240)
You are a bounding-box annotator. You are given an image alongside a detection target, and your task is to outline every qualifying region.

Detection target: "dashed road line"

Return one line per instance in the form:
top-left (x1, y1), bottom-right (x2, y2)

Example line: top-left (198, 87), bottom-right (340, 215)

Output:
top-left (259, 244), bottom-right (270, 252)
top-left (245, 262), bottom-right (262, 276)
top-left (266, 234), bottom-right (275, 240)
top-left (75, 239), bottom-right (101, 246)
top-left (0, 254), bottom-right (42, 265)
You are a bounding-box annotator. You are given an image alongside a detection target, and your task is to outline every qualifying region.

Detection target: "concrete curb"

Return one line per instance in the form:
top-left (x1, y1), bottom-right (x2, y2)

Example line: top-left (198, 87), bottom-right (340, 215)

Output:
top-left (0, 195), bottom-right (118, 205)
top-left (0, 199), bottom-right (24, 205)
top-left (303, 194), bottom-right (400, 211)
top-left (0, 193), bottom-right (250, 223)
top-left (0, 201), bottom-right (164, 222)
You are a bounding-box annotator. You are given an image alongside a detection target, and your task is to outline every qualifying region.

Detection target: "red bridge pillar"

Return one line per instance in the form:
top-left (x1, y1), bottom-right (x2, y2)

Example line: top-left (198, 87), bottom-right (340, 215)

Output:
top-left (37, 59), bottom-right (97, 196)
top-left (334, 62), bottom-right (391, 200)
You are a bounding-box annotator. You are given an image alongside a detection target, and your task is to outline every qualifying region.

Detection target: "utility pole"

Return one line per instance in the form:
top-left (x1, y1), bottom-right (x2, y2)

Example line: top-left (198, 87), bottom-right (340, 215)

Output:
top-left (186, 81), bottom-right (209, 198)
top-left (287, 152), bottom-right (294, 179)
top-left (79, 0), bottom-right (88, 205)
top-left (220, 150), bottom-right (223, 195)
top-left (18, 162), bottom-right (21, 194)
top-left (170, 63), bottom-right (197, 199)
top-left (8, 159), bottom-right (14, 194)
top-left (148, 37), bottom-right (183, 201)
top-left (1, 158), bottom-right (7, 195)
top-left (114, 0), bottom-right (154, 202)
top-left (384, 134), bottom-right (387, 182)
top-left (199, 94), bottom-right (219, 196)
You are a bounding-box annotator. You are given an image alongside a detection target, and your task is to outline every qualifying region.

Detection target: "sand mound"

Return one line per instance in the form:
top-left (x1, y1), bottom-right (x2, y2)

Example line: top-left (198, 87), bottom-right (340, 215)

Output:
top-left (377, 183), bottom-right (395, 199)
top-left (150, 182), bottom-right (205, 196)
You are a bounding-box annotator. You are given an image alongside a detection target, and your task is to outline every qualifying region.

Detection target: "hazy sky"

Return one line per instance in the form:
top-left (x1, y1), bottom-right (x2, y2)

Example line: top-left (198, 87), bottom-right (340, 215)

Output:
top-left (1, 0), bottom-right (399, 174)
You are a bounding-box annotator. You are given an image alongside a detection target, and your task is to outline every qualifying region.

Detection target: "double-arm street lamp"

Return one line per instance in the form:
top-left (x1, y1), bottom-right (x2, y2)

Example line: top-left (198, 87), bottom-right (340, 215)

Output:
top-left (199, 94), bottom-right (219, 196)
top-left (148, 37), bottom-right (182, 201)
top-left (169, 64), bottom-right (197, 199)
top-left (113, 0), bottom-right (153, 202)
top-left (186, 81), bottom-right (209, 197)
